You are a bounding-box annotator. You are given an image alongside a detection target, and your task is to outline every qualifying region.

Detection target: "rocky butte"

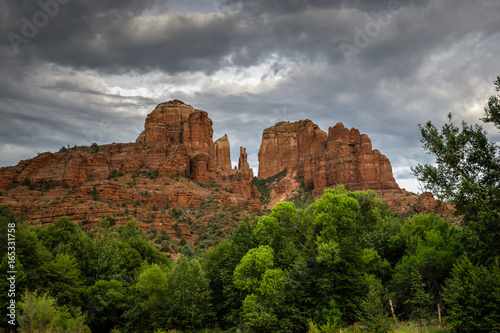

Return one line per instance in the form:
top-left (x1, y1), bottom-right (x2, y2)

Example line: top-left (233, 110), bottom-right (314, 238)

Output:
top-left (258, 120), bottom-right (399, 201)
top-left (0, 100), bottom-right (454, 251)
top-left (0, 101), bottom-right (260, 239)
top-left (257, 119), bottom-right (453, 214)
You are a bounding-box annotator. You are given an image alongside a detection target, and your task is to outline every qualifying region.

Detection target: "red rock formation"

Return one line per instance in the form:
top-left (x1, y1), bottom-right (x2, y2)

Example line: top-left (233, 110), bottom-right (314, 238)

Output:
top-left (238, 146), bottom-right (254, 181)
top-left (0, 99), bottom-right (452, 237)
top-left (0, 100), bottom-right (261, 234)
top-left (138, 100), bottom-right (215, 157)
top-left (214, 134), bottom-right (232, 170)
top-left (258, 120), bottom-right (399, 193)
top-left (413, 192), bottom-right (453, 213)
top-left (258, 120), bottom-right (327, 179)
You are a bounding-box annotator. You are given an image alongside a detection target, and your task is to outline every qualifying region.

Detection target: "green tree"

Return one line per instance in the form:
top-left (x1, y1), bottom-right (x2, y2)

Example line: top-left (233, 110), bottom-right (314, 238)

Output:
top-left (483, 76), bottom-right (500, 129)
top-left (303, 187), bottom-right (365, 324)
top-left (357, 274), bottom-right (393, 333)
top-left (234, 245), bottom-right (275, 293)
top-left (93, 229), bottom-right (124, 282)
top-left (390, 214), bottom-right (461, 318)
top-left (135, 264), bottom-right (169, 311)
top-left (18, 291), bottom-right (90, 333)
top-left (404, 271), bottom-right (432, 321)
top-left (90, 142), bottom-right (100, 154)
top-left (36, 217), bottom-right (97, 283)
top-left (52, 306), bottom-right (90, 333)
top-left (241, 268), bottom-right (287, 331)
top-left (412, 79), bottom-right (500, 263)
top-left (39, 253), bottom-right (84, 306)
top-left (18, 291), bottom-right (57, 333)
top-left (15, 225), bottom-right (52, 292)
top-left (167, 255), bottom-right (213, 330)
top-left (82, 279), bottom-right (124, 333)
top-left (202, 218), bottom-right (258, 329)
top-left (121, 263), bottom-right (171, 332)
top-left (256, 202), bottom-right (304, 267)
top-left (443, 256), bottom-right (500, 332)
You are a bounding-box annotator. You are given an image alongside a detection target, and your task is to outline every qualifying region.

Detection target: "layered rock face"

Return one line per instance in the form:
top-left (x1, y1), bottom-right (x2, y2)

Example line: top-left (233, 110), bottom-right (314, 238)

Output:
top-left (258, 120), bottom-right (327, 179)
top-left (0, 101), bottom-right (261, 226)
top-left (258, 120), bottom-right (400, 192)
top-left (137, 100), bottom-right (214, 157)
top-left (1, 100), bottom-right (453, 231)
top-left (214, 134), bottom-right (232, 170)
top-left (238, 147), bottom-right (254, 181)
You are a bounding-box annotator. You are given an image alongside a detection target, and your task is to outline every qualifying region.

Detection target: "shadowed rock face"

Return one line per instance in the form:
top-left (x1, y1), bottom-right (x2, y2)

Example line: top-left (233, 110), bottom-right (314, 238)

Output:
top-left (214, 134), bottom-right (232, 170)
top-left (258, 120), bottom-right (400, 192)
top-left (258, 120), bottom-right (327, 180)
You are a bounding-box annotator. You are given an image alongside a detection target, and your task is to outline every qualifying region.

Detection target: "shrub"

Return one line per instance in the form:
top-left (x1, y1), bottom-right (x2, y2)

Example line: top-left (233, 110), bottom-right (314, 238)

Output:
top-left (90, 142), bottom-right (100, 154)
top-left (107, 169), bottom-right (124, 180)
top-left (21, 177), bottom-right (31, 186)
top-left (170, 208), bottom-right (183, 219)
top-left (87, 185), bottom-right (99, 201)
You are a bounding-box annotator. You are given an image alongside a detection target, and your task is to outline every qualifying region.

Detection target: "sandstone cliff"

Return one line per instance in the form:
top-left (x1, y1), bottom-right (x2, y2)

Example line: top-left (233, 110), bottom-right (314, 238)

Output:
top-left (0, 100), bottom-right (261, 230)
top-left (258, 120), bottom-right (399, 193)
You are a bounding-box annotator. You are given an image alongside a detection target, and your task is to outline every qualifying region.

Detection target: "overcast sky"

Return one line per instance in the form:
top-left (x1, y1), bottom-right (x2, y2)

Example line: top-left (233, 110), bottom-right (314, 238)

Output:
top-left (1, 0), bottom-right (500, 193)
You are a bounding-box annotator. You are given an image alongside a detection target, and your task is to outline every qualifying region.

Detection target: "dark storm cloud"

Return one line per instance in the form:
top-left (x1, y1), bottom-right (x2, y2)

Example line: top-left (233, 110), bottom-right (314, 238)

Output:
top-left (2, 0), bottom-right (496, 77)
top-left (1, 0), bottom-right (255, 74)
top-left (0, 0), bottom-right (434, 76)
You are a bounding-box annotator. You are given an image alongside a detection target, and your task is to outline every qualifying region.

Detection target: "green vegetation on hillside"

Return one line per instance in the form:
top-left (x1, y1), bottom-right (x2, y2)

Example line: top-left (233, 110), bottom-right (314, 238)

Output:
top-left (1, 183), bottom-right (499, 332)
top-left (251, 169), bottom-right (288, 205)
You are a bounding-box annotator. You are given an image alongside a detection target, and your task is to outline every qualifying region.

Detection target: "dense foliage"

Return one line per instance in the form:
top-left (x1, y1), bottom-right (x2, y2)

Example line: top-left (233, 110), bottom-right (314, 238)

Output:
top-left (411, 77), bottom-right (500, 331)
top-left (1, 183), bottom-right (499, 332)
top-left (412, 77), bottom-right (500, 265)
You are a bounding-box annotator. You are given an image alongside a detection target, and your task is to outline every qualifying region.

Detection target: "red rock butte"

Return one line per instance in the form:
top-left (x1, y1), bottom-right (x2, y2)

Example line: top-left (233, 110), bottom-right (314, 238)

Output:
top-left (258, 119), bottom-right (400, 192)
top-left (0, 101), bottom-right (261, 220)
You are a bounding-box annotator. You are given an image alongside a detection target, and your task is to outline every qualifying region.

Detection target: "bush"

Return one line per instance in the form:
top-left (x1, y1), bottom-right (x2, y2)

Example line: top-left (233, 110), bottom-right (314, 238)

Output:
top-left (90, 143), bottom-right (100, 154)
top-left (21, 177), bottom-right (31, 186)
top-left (107, 169), bottom-right (124, 180)
top-left (170, 208), bottom-right (183, 219)
top-left (87, 185), bottom-right (99, 201)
